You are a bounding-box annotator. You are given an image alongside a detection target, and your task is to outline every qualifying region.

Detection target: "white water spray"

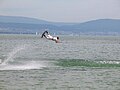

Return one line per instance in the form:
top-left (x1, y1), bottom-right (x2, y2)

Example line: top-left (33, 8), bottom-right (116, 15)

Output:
top-left (0, 44), bottom-right (47, 70)
top-left (1, 45), bottom-right (26, 65)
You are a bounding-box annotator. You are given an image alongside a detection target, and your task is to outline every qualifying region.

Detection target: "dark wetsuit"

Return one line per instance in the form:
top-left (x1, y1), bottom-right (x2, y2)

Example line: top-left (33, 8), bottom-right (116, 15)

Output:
top-left (41, 31), bottom-right (48, 38)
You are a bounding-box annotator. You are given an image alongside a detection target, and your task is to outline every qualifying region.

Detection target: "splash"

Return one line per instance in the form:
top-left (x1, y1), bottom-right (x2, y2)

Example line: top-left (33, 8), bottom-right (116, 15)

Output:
top-left (1, 45), bottom-right (26, 65)
top-left (0, 61), bottom-right (46, 70)
top-left (0, 45), bottom-right (47, 70)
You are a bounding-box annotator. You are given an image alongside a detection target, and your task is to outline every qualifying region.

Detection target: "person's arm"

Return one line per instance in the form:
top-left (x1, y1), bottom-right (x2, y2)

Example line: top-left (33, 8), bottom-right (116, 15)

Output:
top-left (55, 39), bottom-right (61, 43)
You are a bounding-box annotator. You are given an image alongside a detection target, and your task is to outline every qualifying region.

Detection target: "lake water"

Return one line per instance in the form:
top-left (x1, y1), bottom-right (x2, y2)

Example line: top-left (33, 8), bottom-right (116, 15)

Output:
top-left (0, 34), bottom-right (120, 90)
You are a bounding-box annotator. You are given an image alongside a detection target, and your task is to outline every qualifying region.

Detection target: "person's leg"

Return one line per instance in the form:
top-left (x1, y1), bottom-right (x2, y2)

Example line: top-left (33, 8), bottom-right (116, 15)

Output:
top-left (41, 33), bottom-right (45, 38)
top-left (45, 31), bottom-right (48, 34)
top-left (41, 31), bottom-right (48, 38)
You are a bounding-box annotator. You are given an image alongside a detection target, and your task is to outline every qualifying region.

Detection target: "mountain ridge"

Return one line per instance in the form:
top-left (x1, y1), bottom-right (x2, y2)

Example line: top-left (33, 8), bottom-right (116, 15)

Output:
top-left (0, 15), bottom-right (76, 26)
top-left (0, 16), bottom-right (120, 35)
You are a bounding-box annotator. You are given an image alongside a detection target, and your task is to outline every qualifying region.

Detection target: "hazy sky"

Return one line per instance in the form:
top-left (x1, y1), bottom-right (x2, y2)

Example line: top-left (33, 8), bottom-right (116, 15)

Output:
top-left (0, 0), bottom-right (120, 22)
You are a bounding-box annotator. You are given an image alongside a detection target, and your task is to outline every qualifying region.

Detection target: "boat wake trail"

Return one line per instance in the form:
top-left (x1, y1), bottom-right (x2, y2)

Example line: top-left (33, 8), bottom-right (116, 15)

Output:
top-left (0, 45), bottom-right (46, 70)
top-left (0, 61), bottom-right (46, 70)
top-left (1, 45), bottom-right (27, 65)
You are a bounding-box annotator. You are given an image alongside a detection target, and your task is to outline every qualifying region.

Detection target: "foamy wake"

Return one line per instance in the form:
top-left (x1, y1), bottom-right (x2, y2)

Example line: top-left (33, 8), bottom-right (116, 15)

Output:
top-left (97, 60), bottom-right (120, 64)
top-left (0, 61), bottom-right (46, 70)
top-left (0, 44), bottom-right (47, 70)
top-left (1, 45), bottom-right (27, 65)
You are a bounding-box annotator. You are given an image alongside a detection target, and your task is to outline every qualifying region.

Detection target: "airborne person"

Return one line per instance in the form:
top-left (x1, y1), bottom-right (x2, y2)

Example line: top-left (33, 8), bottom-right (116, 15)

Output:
top-left (41, 31), bottom-right (60, 43)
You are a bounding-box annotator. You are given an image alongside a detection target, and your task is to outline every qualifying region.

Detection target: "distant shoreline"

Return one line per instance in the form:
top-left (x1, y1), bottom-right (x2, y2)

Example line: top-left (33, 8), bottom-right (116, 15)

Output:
top-left (0, 32), bottom-right (120, 36)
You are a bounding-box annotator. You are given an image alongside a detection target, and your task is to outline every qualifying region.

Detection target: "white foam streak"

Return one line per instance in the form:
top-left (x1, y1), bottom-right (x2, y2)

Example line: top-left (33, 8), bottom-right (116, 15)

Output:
top-left (0, 61), bottom-right (46, 70)
top-left (1, 45), bottom-right (26, 65)
top-left (0, 45), bottom-right (47, 70)
top-left (98, 61), bottom-right (120, 64)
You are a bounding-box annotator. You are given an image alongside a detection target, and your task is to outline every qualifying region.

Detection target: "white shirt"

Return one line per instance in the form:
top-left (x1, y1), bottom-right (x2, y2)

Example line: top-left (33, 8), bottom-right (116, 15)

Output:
top-left (46, 34), bottom-right (53, 39)
top-left (46, 34), bottom-right (58, 41)
top-left (52, 37), bottom-right (57, 41)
